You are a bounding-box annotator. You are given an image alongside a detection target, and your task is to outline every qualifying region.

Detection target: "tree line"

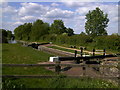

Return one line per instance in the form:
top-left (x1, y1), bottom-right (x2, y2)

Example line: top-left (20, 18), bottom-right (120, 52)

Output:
top-left (14, 19), bottom-right (74, 41)
top-left (14, 7), bottom-right (110, 40)
top-left (1, 29), bottom-right (14, 43)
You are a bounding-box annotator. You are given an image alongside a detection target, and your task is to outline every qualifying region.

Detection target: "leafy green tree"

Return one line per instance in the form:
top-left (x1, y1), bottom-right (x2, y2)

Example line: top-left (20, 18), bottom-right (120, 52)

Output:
top-left (22, 23), bottom-right (32, 40)
top-left (80, 32), bottom-right (86, 35)
top-left (14, 25), bottom-right (24, 40)
top-left (2, 29), bottom-right (8, 43)
top-left (7, 30), bottom-right (13, 40)
top-left (49, 20), bottom-right (66, 35)
top-left (65, 28), bottom-right (74, 36)
top-left (14, 23), bottom-right (32, 40)
top-left (1, 29), bottom-right (13, 43)
top-left (85, 7), bottom-right (109, 37)
top-left (2, 29), bottom-right (8, 37)
top-left (30, 19), bottom-right (49, 40)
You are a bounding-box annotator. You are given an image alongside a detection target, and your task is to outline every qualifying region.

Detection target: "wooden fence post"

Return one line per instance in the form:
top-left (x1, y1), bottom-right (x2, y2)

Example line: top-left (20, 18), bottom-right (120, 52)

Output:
top-left (93, 48), bottom-right (95, 56)
top-left (55, 57), bottom-right (61, 74)
top-left (82, 61), bottom-right (86, 76)
top-left (80, 47), bottom-right (83, 57)
top-left (74, 50), bottom-right (77, 64)
top-left (103, 49), bottom-right (106, 56)
top-left (75, 50), bottom-right (77, 57)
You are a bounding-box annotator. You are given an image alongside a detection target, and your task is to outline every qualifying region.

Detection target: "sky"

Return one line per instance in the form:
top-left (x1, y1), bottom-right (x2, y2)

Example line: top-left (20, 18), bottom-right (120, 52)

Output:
top-left (1, 1), bottom-right (119, 35)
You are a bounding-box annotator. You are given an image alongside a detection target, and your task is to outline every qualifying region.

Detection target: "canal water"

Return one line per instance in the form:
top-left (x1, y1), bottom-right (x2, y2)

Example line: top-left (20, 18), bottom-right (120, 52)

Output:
top-left (8, 40), bottom-right (17, 44)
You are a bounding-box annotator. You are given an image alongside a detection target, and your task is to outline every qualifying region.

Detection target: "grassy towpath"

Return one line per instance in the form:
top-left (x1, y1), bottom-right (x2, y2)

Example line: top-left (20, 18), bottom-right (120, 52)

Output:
top-left (52, 44), bottom-right (109, 55)
top-left (2, 43), bottom-right (53, 64)
top-left (2, 43), bottom-right (55, 76)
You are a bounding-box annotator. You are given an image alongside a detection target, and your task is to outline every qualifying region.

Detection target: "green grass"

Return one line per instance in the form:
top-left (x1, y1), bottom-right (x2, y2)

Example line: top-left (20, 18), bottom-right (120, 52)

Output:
top-left (2, 43), bottom-right (53, 64)
top-left (2, 43), bottom-right (118, 88)
top-left (2, 43), bottom-right (55, 75)
top-left (2, 77), bottom-right (118, 88)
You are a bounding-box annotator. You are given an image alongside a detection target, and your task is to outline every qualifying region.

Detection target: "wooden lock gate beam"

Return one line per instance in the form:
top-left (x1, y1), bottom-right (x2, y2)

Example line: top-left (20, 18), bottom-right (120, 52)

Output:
top-left (59, 54), bottom-right (119, 62)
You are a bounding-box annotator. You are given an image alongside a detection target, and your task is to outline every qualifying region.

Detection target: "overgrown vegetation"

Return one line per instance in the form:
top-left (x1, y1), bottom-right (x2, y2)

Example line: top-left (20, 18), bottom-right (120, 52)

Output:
top-left (2, 77), bottom-right (118, 89)
top-left (1, 29), bottom-right (14, 43)
top-left (45, 34), bottom-right (120, 53)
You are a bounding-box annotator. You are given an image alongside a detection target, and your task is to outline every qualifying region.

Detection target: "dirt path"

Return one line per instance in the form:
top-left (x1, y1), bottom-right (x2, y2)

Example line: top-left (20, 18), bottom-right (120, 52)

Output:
top-left (53, 44), bottom-right (111, 55)
top-left (38, 61), bottom-right (101, 77)
top-left (38, 56), bottom-right (119, 77)
top-left (38, 46), bottom-right (76, 56)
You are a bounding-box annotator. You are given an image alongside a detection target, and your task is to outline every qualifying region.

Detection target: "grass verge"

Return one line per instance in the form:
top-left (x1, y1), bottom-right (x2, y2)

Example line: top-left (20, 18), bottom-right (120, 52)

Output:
top-left (2, 43), bottom-right (55, 75)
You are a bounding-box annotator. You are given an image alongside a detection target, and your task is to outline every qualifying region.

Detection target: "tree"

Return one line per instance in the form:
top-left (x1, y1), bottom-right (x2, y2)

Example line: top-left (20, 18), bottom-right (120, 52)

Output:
top-left (30, 19), bottom-right (49, 40)
top-left (1, 29), bottom-right (13, 43)
top-left (80, 32), bottom-right (86, 35)
top-left (7, 30), bottom-right (13, 40)
top-left (2, 29), bottom-right (8, 43)
top-left (22, 23), bottom-right (32, 40)
top-left (85, 7), bottom-right (109, 37)
top-left (66, 28), bottom-right (74, 36)
top-left (49, 20), bottom-right (66, 35)
top-left (2, 29), bottom-right (8, 37)
top-left (14, 25), bottom-right (24, 40)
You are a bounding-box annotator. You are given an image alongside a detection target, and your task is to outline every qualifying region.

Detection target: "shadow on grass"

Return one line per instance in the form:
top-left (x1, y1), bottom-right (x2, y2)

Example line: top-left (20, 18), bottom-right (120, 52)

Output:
top-left (2, 49), bottom-right (9, 52)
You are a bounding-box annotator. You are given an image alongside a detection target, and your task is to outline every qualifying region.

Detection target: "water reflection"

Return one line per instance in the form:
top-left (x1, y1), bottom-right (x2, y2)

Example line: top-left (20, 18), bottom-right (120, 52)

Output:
top-left (8, 40), bottom-right (17, 44)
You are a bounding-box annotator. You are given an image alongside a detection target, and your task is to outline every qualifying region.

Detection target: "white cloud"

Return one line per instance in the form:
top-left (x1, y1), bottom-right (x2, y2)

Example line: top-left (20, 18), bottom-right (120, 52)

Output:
top-left (45, 8), bottom-right (74, 18)
top-left (111, 17), bottom-right (118, 23)
top-left (3, 6), bottom-right (17, 15)
top-left (18, 3), bottom-right (49, 16)
top-left (13, 21), bottom-right (23, 26)
top-left (20, 16), bottom-right (37, 22)
top-left (51, 3), bottom-right (59, 7)
top-left (60, 0), bottom-right (97, 3)
top-left (64, 2), bottom-right (88, 7)
top-left (2, 22), bottom-right (16, 32)
top-left (0, 0), bottom-right (8, 2)
top-left (76, 7), bottom-right (92, 15)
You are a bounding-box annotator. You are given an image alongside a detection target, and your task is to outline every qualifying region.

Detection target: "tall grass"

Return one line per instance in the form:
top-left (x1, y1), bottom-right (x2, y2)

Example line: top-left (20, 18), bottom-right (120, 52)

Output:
top-left (2, 77), bottom-right (118, 88)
